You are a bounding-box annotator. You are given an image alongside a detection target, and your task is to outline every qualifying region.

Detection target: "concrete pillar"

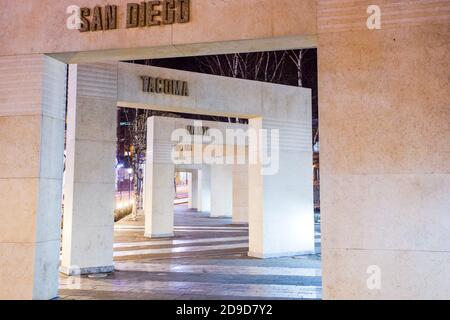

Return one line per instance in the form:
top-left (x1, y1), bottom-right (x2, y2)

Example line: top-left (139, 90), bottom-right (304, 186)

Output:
top-left (210, 165), bottom-right (233, 217)
top-left (232, 164), bottom-right (249, 224)
top-left (318, 4), bottom-right (450, 299)
top-left (0, 55), bottom-right (66, 299)
top-left (248, 85), bottom-right (314, 258)
top-left (61, 63), bottom-right (118, 275)
top-left (198, 166), bottom-right (211, 212)
top-left (144, 117), bottom-right (175, 238)
top-left (188, 171), bottom-right (199, 209)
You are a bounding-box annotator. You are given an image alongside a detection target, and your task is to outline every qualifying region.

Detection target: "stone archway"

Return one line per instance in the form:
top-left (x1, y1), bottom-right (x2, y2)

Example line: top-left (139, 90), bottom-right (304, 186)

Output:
top-left (60, 62), bottom-right (314, 284)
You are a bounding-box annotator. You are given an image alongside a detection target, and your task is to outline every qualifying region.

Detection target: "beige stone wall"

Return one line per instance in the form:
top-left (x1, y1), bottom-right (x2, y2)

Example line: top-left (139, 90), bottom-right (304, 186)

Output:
top-left (0, 0), bottom-right (317, 63)
top-left (318, 0), bottom-right (450, 299)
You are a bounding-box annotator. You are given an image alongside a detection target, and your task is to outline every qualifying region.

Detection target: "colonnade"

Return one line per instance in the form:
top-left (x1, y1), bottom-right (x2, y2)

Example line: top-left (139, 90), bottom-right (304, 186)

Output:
top-left (22, 62), bottom-right (314, 300)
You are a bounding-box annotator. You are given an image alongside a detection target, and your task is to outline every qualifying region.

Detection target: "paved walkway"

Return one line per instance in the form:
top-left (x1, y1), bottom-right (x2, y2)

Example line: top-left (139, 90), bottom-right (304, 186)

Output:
top-left (59, 205), bottom-right (322, 300)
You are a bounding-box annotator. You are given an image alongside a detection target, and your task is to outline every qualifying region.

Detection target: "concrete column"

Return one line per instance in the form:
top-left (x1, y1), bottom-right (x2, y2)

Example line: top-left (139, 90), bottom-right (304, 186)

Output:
top-left (318, 5), bottom-right (450, 299)
top-left (232, 164), bottom-right (249, 224)
top-left (188, 171), bottom-right (199, 210)
top-left (0, 55), bottom-right (66, 299)
top-left (198, 166), bottom-right (211, 212)
top-left (210, 165), bottom-right (233, 217)
top-left (61, 63), bottom-right (118, 275)
top-left (248, 84), bottom-right (314, 258)
top-left (141, 164), bottom-right (146, 214)
top-left (144, 117), bottom-right (175, 238)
